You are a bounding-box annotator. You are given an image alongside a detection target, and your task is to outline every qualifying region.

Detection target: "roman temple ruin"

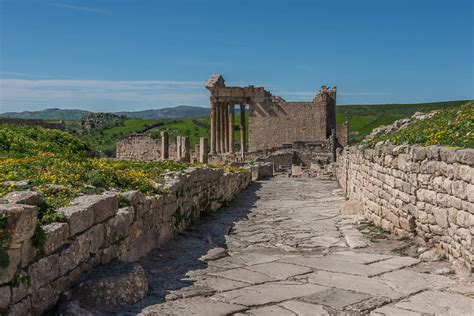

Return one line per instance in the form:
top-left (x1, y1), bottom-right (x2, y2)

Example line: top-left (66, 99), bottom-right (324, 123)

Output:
top-left (116, 74), bottom-right (348, 170)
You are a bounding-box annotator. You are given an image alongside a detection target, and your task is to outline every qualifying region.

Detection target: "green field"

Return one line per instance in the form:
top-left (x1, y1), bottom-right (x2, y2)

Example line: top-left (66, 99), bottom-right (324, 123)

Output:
top-left (336, 100), bottom-right (470, 143)
top-left (72, 100), bottom-right (471, 156)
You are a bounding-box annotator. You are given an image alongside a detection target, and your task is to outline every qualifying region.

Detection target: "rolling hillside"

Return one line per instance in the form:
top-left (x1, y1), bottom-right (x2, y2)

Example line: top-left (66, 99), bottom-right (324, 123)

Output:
top-left (0, 106), bottom-right (209, 120)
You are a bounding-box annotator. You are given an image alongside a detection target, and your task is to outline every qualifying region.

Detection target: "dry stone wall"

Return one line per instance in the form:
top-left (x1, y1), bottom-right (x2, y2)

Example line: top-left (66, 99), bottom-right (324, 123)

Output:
top-left (0, 167), bottom-right (251, 314)
top-left (116, 135), bottom-right (178, 161)
top-left (336, 145), bottom-right (473, 275)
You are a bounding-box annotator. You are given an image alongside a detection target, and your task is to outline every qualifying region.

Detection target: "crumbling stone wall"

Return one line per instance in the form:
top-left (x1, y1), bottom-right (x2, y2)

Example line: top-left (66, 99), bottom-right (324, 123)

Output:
top-left (336, 145), bottom-right (473, 274)
top-left (116, 135), bottom-right (178, 161)
top-left (0, 167), bottom-right (251, 314)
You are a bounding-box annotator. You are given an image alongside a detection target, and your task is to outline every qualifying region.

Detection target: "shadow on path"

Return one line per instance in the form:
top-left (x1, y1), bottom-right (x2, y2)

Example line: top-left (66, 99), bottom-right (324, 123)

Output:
top-left (118, 181), bottom-right (263, 314)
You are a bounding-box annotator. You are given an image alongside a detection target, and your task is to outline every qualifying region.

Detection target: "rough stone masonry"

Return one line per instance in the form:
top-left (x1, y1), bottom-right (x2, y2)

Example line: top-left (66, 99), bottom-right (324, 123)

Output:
top-left (336, 144), bottom-right (474, 276)
top-left (0, 167), bottom-right (251, 314)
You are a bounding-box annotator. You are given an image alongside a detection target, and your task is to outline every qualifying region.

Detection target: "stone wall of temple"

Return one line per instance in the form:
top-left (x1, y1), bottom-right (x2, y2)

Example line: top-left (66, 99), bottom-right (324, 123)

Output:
top-left (248, 101), bottom-right (328, 152)
top-left (0, 167), bottom-right (251, 314)
top-left (335, 145), bottom-right (473, 275)
top-left (116, 135), bottom-right (178, 161)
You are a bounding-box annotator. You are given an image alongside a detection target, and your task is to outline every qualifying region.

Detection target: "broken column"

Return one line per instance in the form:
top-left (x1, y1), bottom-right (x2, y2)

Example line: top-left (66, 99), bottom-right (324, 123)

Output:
top-left (216, 104), bottom-right (222, 153)
top-left (199, 137), bottom-right (209, 164)
top-left (220, 104), bottom-right (225, 153)
top-left (240, 103), bottom-right (246, 159)
top-left (210, 99), bottom-right (217, 154)
top-left (330, 128), bottom-right (336, 162)
top-left (229, 104), bottom-right (235, 153)
top-left (224, 104), bottom-right (229, 152)
top-left (160, 131), bottom-right (169, 160)
top-left (181, 136), bottom-right (191, 162)
top-left (176, 136), bottom-right (182, 160)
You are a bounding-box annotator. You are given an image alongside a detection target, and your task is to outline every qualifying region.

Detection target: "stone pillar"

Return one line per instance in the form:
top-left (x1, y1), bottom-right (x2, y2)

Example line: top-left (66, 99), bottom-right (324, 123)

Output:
top-left (160, 131), bottom-right (169, 160)
top-left (224, 104), bottom-right (229, 152)
top-left (219, 103), bottom-right (225, 153)
top-left (228, 104), bottom-right (235, 153)
top-left (240, 103), bottom-right (246, 159)
top-left (181, 136), bottom-right (191, 162)
top-left (210, 100), bottom-right (217, 154)
top-left (216, 104), bottom-right (221, 153)
top-left (176, 136), bottom-right (182, 160)
top-left (330, 128), bottom-right (336, 162)
top-left (199, 137), bottom-right (209, 164)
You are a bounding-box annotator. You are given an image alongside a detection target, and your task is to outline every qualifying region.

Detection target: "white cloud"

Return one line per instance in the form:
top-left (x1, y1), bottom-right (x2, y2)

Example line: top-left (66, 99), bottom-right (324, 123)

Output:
top-left (49, 3), bottom-right (105, 13)
top-left (0, 79), bottom-right (210, 112)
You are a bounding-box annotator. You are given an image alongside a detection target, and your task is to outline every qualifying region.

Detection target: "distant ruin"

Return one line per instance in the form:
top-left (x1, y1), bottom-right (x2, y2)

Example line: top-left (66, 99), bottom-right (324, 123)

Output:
top-left (116, 74), bottom-right (348, 167)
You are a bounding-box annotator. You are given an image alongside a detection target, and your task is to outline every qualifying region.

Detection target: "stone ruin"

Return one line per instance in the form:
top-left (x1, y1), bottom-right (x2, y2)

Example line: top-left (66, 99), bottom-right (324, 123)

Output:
top-left (116, 74), bottom-right (349, 174)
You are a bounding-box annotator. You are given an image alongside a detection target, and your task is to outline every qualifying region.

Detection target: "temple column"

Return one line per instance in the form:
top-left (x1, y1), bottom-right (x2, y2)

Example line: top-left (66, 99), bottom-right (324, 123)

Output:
top-left (199, 137), bottom-right (209, 163)
top-left (228, 104), bottom-right (235, 153)
top-left (240, 103), bottom-right (246, 159)
top-left (216, 104), bottom-right (221, 153)
top-left (176, 136), bottom-right (182, 160)
top-left (160, 131), bottom-right (169, 160)
top-left (210, 99), bottom-right (216, 154)
top-left (224, 104), bottom-right (229, 152)
top-left (219, 103), bottom-right (225, 153)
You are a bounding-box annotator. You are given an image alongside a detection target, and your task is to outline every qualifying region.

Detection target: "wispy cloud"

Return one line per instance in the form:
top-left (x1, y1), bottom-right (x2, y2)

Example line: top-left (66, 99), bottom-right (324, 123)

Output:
top-left (49, 3), bottom-right (105, 13)
top-left (0, 79), bottom-right (209, 112)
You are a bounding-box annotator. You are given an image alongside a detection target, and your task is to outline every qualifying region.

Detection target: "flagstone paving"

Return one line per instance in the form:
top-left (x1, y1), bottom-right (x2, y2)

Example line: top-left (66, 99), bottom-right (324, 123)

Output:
top-left (118, 175), bottom-right (473, 315)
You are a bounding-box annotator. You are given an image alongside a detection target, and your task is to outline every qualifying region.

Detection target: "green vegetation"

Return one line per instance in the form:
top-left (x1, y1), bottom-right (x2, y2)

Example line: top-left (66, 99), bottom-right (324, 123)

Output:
top-left (0, 124), bottom-right (242, 226)
top-left (336, 100), bottom-right (471, 143)
top-left (0, 124), bottom-right (190, 224)
top-left (74, 100), bottom-right (470, 156)
top-left (365, 103), bottom-right (473, 148)
top-left (73, 113), bottom-right (249, 157)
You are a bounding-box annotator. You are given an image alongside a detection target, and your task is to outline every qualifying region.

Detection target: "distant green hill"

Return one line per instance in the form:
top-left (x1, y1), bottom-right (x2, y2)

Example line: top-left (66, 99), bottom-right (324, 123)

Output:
top-left (0, 108), bottom-right (91, 120)
top-left (79, 100), bottom-right (471, 157)
top-left (0, 105), bottom-right (209, 121)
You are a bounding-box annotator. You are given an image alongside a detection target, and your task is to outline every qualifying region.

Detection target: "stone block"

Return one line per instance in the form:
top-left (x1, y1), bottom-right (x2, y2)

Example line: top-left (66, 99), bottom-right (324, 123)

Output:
top-left (455, 149), bottom-right (474, 165)
top-left (0, 247), bottom-right (21, 285)
top-left (3, 190), bottom-right (43, 206)
top-left (28, 254), bottom-right (60, 289)
top-left (0, 204), bottom-right (37, 244)
top-left (43, 222), bottom-right (69, 255)
top-left (104, 207), bottom-right (134, 246)
top-left (71, 262), bottom-right (148, 313)
top-left (58, 205), bottom-right (94, 236)
top-left (70, 193), bottom-right (118, 224)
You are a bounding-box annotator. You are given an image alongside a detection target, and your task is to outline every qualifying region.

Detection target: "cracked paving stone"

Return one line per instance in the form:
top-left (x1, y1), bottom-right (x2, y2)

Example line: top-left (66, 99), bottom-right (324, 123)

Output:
top-left (329, 251), bottom-right (393, 264)
top-left (246, 262), bottom-right (312, 280)
top-left (138, 297), bottom-right (246, 315)
top-left (299, 288), bottom-right (372, 310)
top-left (192, 276), bottom-right (250, 293)
top-left (211, 281), bottom-right (329, 307)
top-left (278, 300), bottom-right (331, 315)
top-left (382, 290), bottom-right (474, 315)
top-left (208, 267), bottom-right (276, 284)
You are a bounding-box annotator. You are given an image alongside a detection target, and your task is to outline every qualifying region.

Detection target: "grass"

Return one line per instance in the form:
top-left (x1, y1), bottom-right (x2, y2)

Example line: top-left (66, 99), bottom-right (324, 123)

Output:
top-left (65, 99), bottom-right (472, 156)
top-left (336, 100), bottom-right (470, 143)
top-left (365, 102), bottom-right (473, 148)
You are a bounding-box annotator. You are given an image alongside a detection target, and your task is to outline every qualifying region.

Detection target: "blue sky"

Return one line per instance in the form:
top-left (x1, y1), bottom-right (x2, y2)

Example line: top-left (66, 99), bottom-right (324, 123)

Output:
top-left (0, 0), bottom-right (472, 113)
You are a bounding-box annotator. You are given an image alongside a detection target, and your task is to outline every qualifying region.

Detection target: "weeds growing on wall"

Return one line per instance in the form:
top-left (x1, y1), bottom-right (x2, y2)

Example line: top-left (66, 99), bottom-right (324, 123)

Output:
top-left (366, 103), bottom-right (473, 148)
top-left (0, 125), bottom-right (242, 225)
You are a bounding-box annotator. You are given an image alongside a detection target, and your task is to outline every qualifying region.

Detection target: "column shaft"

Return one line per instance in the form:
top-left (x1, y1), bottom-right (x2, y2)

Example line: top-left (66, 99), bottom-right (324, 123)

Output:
top-left (199, 137), bottom-right (209, 164)
top-left (210, 100), bottom-right (216, 154)
top-left (160, 131), bottom-right (169, 160)
top-left (240, 104), bottom-right (246, 159)
top-left (229, 104), bottom-right (235, 153)
top-left (219, 104), bottom-right (225, 153)
top-left (224, 104), bottom-right (229, 152)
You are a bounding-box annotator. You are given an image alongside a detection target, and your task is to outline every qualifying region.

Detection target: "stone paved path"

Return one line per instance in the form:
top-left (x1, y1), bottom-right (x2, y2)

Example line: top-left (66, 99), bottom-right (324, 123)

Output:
top-left (119, 176), bottom-right (474, 315)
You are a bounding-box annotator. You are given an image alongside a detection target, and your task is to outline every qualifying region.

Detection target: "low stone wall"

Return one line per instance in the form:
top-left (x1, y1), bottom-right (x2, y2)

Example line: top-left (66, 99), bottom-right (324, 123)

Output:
top-left (336, 145), bottom-right (473, 274)
top-left (0, 167), bottom-right (251, 314)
